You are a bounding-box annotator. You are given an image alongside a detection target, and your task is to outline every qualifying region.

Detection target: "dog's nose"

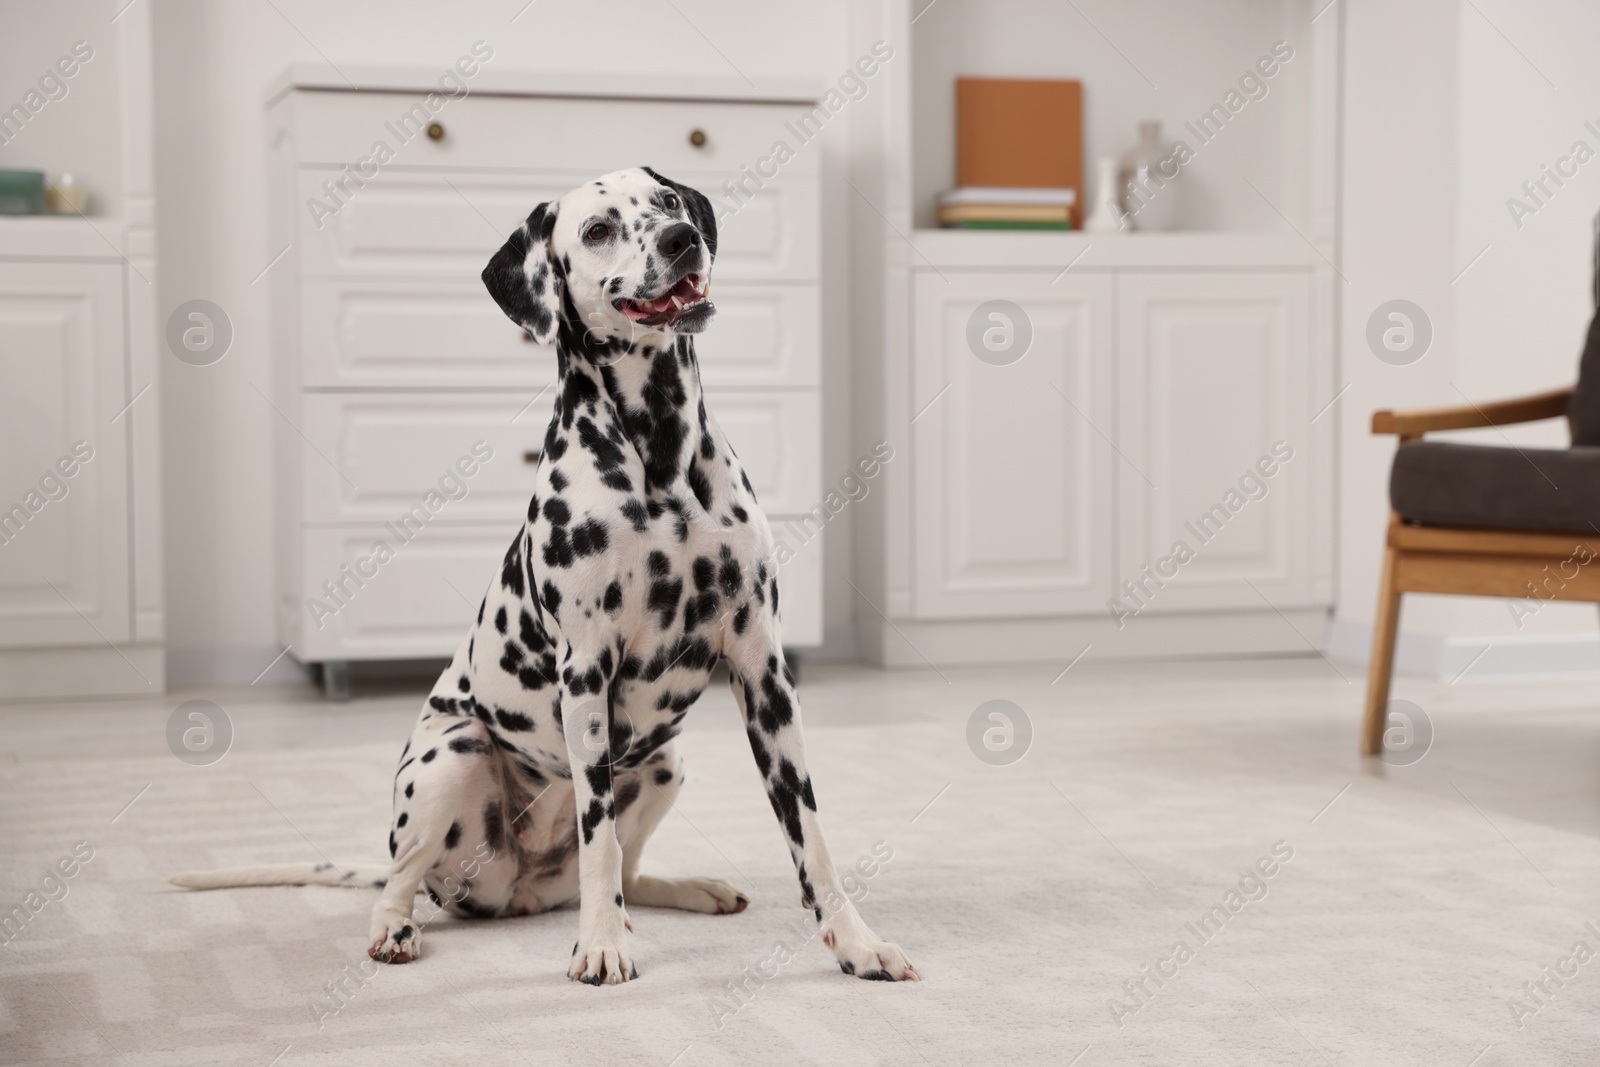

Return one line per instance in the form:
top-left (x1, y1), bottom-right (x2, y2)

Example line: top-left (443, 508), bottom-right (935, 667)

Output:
top-left (657, 222), bottom-right (700, 261)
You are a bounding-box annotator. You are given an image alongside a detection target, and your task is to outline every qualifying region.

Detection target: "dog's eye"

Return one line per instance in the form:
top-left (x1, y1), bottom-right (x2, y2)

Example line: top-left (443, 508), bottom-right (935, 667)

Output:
top-left (662, 193), bottom-right (681, 211)
top-left (584, 222), bottom-right (611, 242)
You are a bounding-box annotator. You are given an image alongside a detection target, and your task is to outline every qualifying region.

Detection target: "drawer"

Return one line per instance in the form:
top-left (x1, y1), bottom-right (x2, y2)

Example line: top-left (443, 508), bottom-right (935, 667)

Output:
top-left (294, 524), bottom-right (515, 660)
top-left (293, 517), bottom-right (819, 660)
top-left (285, 90), bottom-right (821, 178)
top-left (297, 169), bottom-right (819, 281)
top-left (766, 522), bottom-right (821, 647)
top-left (300, 394), bottom-right (553, 524)
top-left (300, 279), bottom-right (549, 388)
top-left (299, 390), bottom-right (820, 522)
top-left (696, 285), bottom-right (819, 389)
top-left (300, 279), bottom-right (816, 389)
top-left (700, 391), bottom-right (820, 515)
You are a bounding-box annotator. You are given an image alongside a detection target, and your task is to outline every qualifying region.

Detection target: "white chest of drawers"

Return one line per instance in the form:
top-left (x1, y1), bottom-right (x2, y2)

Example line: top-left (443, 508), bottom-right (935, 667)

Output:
top-left (265, 67), bottom-right (824, 691)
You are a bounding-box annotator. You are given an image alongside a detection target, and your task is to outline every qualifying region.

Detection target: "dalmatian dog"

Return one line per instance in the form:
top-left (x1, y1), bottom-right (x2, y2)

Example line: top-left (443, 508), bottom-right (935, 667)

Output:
top-left (172, 168), bottom-right (917, 986)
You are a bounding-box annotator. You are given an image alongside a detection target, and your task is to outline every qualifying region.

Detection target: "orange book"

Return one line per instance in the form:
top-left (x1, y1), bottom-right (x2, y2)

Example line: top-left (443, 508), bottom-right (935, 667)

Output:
top-left (956, 78), bottom-right (1084, 227)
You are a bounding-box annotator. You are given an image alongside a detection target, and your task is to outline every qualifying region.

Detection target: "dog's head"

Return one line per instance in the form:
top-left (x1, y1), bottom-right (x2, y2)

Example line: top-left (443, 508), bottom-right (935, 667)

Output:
top-left (482, 167), bottom-right (718, 353)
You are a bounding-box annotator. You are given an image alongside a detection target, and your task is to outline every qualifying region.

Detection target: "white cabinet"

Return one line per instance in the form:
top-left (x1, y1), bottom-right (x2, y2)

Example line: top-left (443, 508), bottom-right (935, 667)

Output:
top-left (910, 272), bottom-right (1115, 617)
top-left (1118, 272), bottom-right (1314, 610)
top-left (269, 75), bottom-right (824, 684)
top-left (906, 264), bottom-right (1319, 623)
top-left (0, 262), bottom-right (130, 646)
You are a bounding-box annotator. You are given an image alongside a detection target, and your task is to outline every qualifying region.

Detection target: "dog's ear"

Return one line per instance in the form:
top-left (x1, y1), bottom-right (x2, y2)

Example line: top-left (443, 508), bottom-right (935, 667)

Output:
top-left (642, 167), bottom-right (717, 259)
top-left (482, 202), bottom-right (562, 345)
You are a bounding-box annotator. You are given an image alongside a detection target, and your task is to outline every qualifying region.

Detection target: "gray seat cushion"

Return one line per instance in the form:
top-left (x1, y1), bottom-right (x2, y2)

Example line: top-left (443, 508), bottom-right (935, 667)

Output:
top-left (1390, 441), bottom-right (1600, 533)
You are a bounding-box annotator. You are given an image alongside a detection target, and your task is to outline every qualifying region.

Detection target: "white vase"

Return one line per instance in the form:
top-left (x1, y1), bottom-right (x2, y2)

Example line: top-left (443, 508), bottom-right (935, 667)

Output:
top-left (1082, 157), bottom-right (1126, 233)
top-left (1119, 121), bottom-right (1180, 231)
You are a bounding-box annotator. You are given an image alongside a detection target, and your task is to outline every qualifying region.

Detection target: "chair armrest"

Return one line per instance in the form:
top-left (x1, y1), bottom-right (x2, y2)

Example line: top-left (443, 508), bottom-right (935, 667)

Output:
top-left (1371, 386), bottom-right (1574, 437)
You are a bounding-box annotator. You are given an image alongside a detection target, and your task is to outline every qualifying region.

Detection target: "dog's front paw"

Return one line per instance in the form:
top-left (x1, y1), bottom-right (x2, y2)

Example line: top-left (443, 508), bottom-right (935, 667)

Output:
top-left (568, 929), bottom-right (636, 985)
top-left (823, 926), bottom-right (920, 982)
top-left (368, 911), bottom-right (420, 964)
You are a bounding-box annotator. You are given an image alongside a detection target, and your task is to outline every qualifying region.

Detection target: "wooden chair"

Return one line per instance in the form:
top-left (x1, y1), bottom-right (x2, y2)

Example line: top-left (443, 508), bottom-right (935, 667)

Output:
top-left (1364, 218), bottom-right (1600, 754)
top-left (1362, 387), bottom-right (1600, 753)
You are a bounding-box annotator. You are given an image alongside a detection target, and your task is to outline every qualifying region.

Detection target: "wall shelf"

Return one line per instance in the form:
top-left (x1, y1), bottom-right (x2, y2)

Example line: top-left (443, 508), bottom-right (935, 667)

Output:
top-left (908, 230), bottom-right (1319, 270)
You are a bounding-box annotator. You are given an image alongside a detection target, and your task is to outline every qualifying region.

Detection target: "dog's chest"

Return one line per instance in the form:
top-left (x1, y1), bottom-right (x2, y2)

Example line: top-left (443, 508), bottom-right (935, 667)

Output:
top-left (465, 372), bottom-right (771, 775)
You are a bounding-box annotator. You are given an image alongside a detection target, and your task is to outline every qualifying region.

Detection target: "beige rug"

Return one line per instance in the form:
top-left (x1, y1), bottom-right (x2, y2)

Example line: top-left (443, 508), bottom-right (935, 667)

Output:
top-left (3, 696), bottom-right (1600, 1066)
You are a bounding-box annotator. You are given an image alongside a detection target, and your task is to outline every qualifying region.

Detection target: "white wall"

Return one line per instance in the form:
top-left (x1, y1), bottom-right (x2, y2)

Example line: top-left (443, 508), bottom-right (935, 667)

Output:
top-left (149, 0), bottom-right (857, 685)
top-left (1333, 0), bottom-right (1600, 679)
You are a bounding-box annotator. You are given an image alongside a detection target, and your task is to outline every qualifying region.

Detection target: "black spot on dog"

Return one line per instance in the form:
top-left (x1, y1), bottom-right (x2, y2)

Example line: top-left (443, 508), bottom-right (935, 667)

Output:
top-left (484, 802), bottom-right (505, 853)
top-left (444, 822), bottom-right (462, 850)
top-left (648, 575), bottom-right (683, 629)
top-left (421, 748), bottom-right (438, 763)
top-left (580, 798), bottom-right (606, 844)
top-left (687, 464), bottom-right (713, 511)
top-left (571, 519), bottom-right (609, 556)
top-left (615, 777), bottom-right (642, 816)
top-left (449, 736), bottom-right (490, 755)
top-left (500, 539), bottom-right (525, 597)
top-left (496, 707), bottom-right (535, 731)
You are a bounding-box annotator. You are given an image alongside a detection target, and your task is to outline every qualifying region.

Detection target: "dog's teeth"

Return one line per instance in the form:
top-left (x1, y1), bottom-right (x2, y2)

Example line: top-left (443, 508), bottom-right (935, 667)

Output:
top-left (671, 296), bottom-right (684, 309)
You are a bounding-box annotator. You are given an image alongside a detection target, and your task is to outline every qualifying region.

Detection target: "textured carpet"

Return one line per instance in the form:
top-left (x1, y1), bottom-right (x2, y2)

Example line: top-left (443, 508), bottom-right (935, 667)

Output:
top-left (4, 690), bottom-right (1600, 1066)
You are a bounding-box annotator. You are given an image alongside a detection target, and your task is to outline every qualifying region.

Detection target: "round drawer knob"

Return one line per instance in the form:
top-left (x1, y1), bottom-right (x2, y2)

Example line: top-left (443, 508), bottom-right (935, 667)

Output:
top-left (427, 122), bottom-right (445, 141)
top-left (688, 128), bottom-right (707, 148)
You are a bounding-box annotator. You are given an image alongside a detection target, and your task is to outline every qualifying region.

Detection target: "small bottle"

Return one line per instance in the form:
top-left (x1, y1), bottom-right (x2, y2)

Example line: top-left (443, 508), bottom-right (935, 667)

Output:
top-left (48, 172), bottom-right (87, 215)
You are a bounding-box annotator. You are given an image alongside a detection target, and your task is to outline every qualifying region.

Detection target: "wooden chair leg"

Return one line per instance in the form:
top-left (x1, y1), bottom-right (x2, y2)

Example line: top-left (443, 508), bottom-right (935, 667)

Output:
top-left (1362, 527), bottom-right (1404, 755)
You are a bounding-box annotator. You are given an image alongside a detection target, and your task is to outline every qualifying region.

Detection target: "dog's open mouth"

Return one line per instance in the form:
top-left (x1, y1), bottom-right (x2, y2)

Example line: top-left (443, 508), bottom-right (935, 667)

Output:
top-left (614, 273), bottom-right (710, 328)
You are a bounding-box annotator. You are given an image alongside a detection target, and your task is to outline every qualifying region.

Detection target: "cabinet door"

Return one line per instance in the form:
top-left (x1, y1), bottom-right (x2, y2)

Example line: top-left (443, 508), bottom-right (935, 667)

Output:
top-left (1117, 272), bottom-right (1313, 610)
top-left (0, 262), bottom-right (130, 645)
top-left (911, 271), bottom-right (1115, 618)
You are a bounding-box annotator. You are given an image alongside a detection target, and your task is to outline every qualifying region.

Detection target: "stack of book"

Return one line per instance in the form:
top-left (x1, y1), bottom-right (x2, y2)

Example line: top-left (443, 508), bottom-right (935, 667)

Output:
top-left (937, 187), bottom-right (1077, 230)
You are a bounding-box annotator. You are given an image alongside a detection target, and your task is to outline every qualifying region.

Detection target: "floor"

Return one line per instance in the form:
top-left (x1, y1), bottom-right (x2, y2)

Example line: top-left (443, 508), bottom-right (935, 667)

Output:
top-left (3, 656), bottom-right (1600, 1065)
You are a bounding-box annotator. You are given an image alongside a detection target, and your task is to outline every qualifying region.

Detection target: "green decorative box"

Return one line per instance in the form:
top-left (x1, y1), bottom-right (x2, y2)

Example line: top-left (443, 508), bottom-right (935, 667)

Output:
top-left (0, 170), bottom-right (47, 215)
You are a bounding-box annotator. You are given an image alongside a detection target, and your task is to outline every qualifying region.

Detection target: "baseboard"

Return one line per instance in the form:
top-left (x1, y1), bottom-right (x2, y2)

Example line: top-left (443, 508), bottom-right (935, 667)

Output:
top-left (1326, 618), bottom-right (1600, 681)
top-left (166, 643), bottom-right (310, 689)
top-left (0, 645), bottom-right (166, 701)
top-left (861, 608), bottom-right (1329, 668)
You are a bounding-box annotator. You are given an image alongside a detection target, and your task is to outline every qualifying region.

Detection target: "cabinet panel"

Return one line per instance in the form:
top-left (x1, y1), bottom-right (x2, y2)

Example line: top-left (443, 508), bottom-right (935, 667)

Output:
top-left (1117, 272), bottom-right (1312, 610)
top-left (297, 169), bottom-right (818, 282)
top-left (300, 278), bottom-right (817, 389)
top-left (0, 263), bottom-right (130, 645)
top-left (911, 272), bottom-right (1115, 618)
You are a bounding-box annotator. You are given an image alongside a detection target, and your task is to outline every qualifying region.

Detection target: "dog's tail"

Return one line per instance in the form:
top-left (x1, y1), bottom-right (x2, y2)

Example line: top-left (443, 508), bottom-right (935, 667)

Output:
top-left (169, 862), bottom-right (389, 891)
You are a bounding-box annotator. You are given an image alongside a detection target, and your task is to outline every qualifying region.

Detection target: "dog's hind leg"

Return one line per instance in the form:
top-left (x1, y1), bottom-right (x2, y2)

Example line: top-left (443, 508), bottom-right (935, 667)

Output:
top-left (372, 711), bottom-right (504, 963)
top-left (617, 741), bottom-right (748, 915)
